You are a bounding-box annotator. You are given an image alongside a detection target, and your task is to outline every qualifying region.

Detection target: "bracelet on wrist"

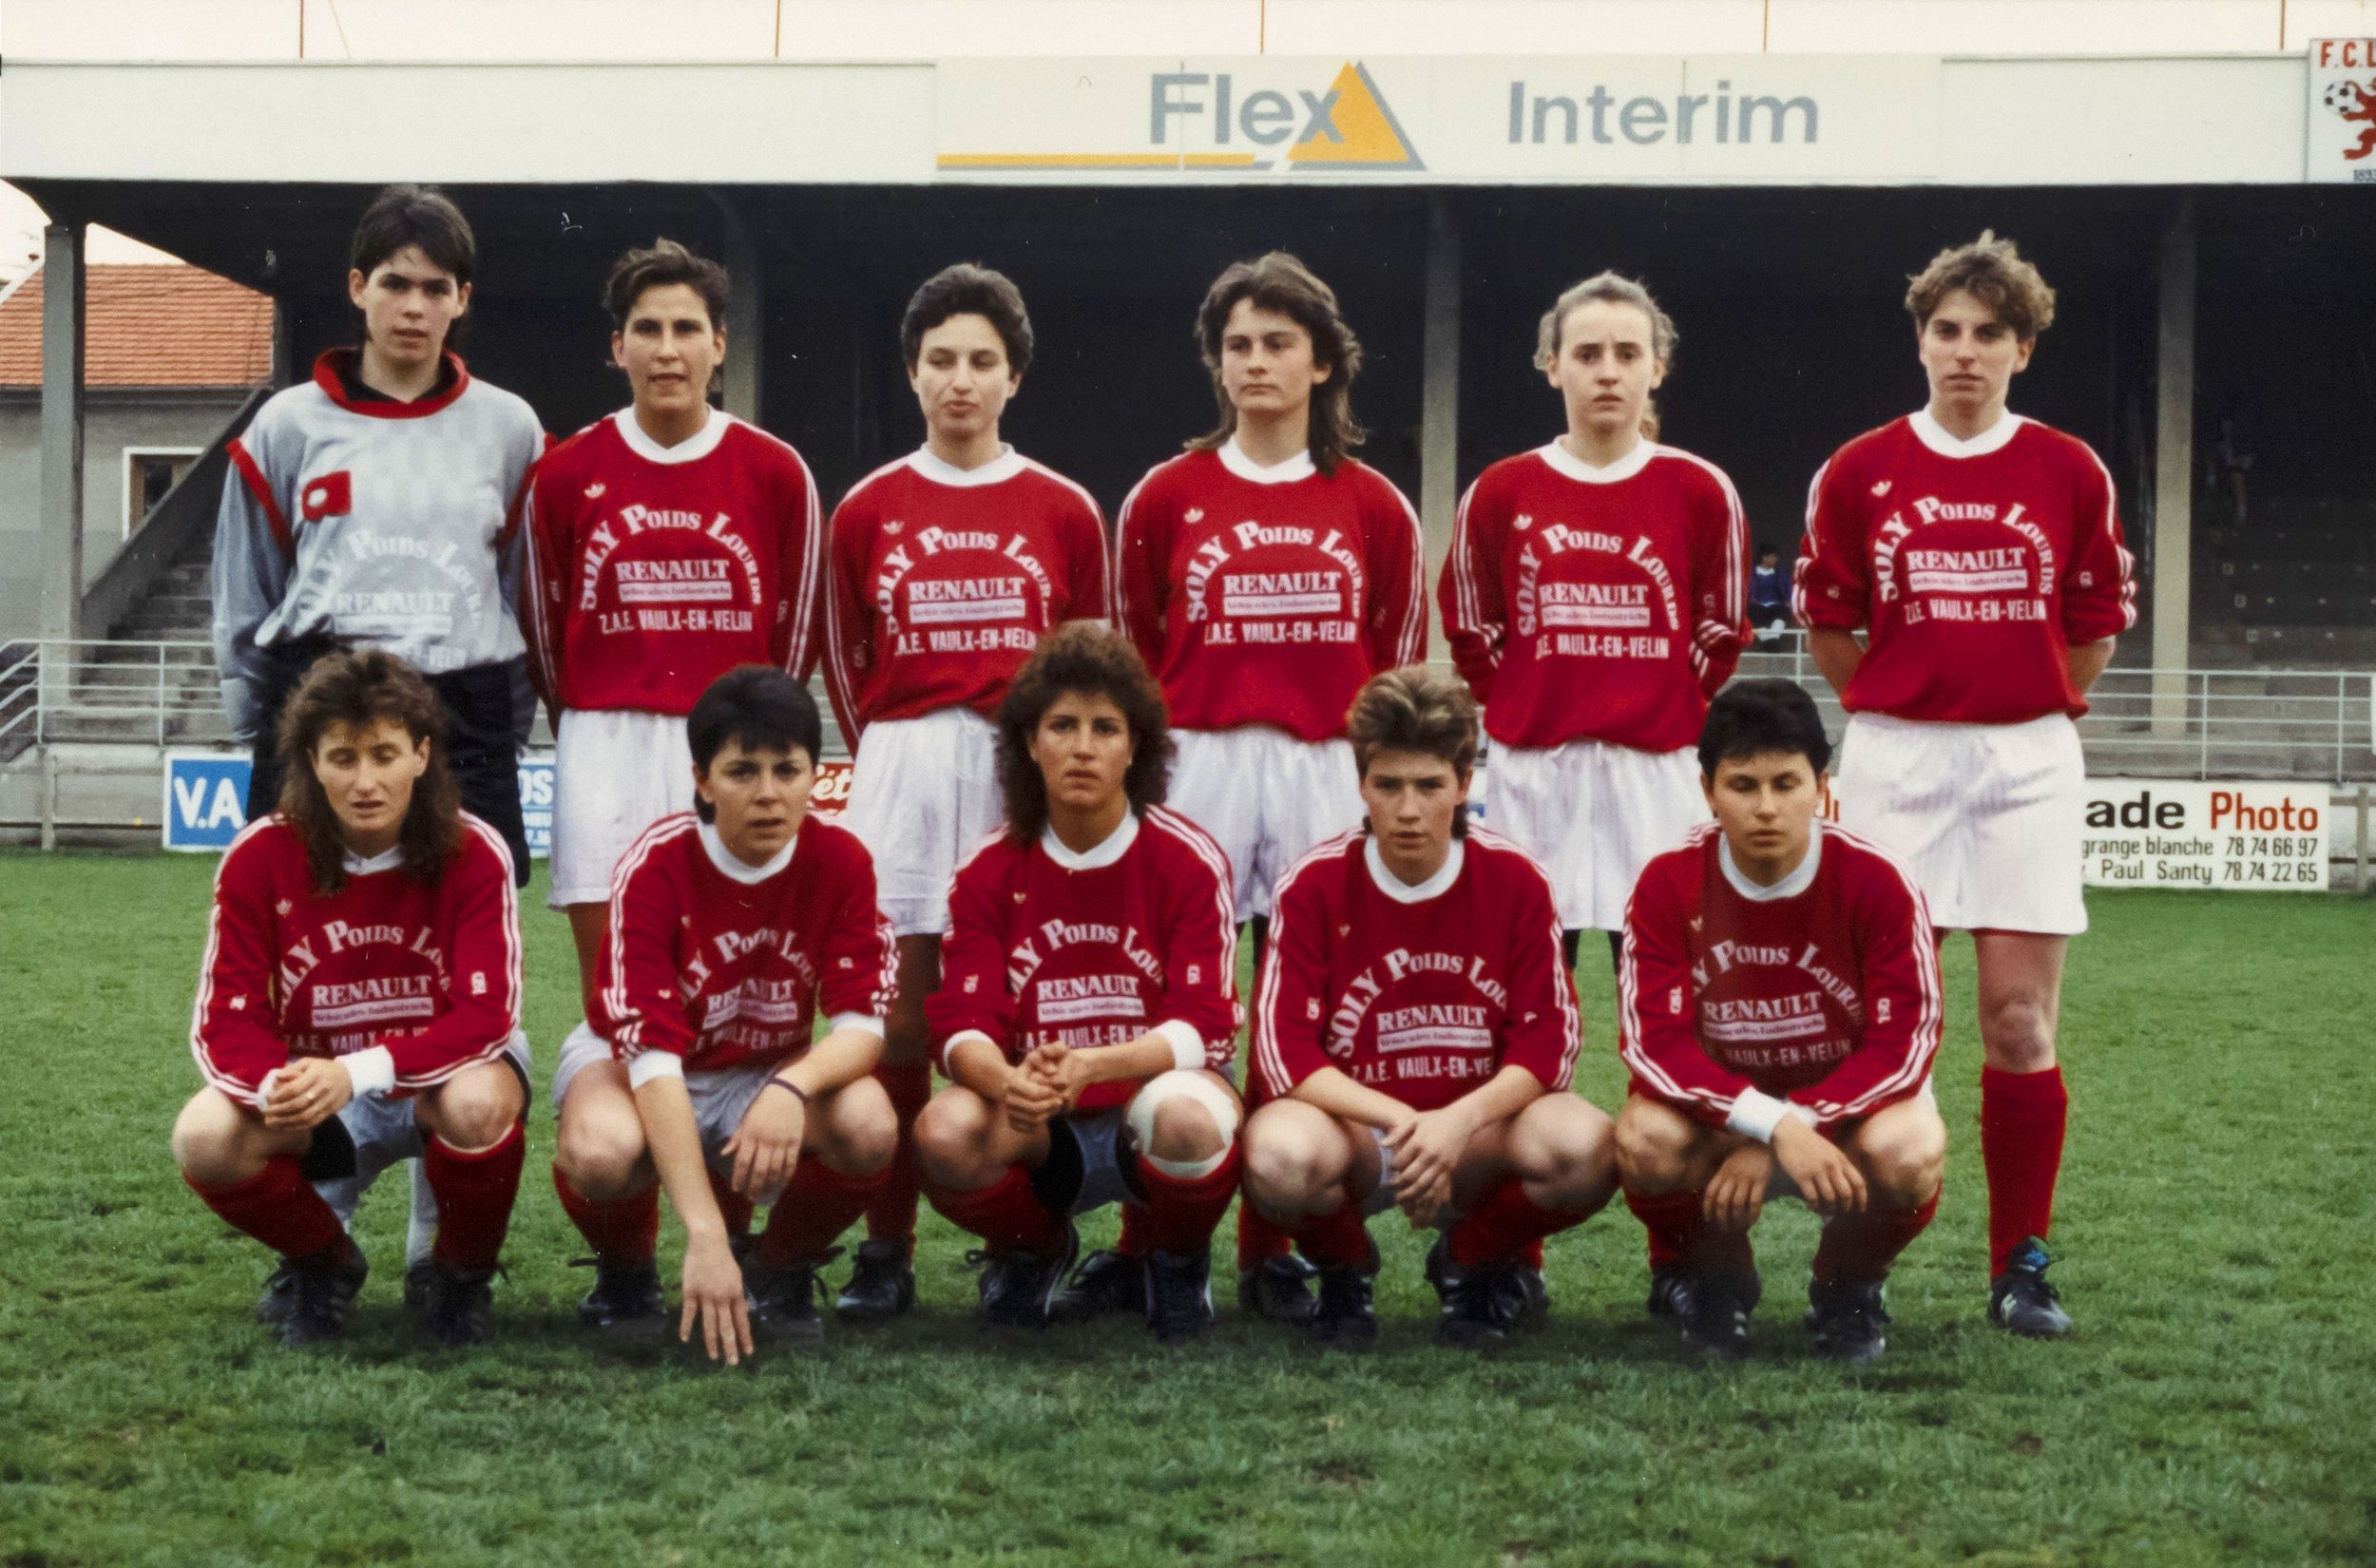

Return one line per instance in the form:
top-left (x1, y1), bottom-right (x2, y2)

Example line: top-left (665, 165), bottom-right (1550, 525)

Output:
top-left (763, 1077), bottom-right (809, 1106)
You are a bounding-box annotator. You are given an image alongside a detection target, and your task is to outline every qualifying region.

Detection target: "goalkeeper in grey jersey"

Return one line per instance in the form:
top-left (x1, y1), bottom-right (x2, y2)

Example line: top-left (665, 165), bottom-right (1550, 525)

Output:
top-left (213, 183), bottom-right (545, 876)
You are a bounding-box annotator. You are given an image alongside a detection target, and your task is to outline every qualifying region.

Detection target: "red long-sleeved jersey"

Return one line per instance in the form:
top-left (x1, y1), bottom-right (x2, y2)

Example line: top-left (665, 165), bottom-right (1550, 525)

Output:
top-left (601, 812), bottom-right (894, 1076)
top-left (1441, 441), bottom-right (1747, 752)
top-left (1793, 411), bottom-right (2136, 724)
top-left (520, 409), bottom-right (824, 714)
top-left (190, 814), bottom-right (522, 1107)
top-left (822, 448), bottom-right (1108, 746)
top-left (927, 808), bottom-right (1241, 1115)
top-left (1114, 445), bottom-right (1427, 741)
top-left (1253, 829), bottom-right (1581, 1111)
top-left (1619, 822), bottom-right (1942, 1135)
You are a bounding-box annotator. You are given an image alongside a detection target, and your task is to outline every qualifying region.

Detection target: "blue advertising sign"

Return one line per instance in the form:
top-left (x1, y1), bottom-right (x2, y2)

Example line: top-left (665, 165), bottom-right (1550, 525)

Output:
top-left (162, 751), bottom-right (555, 857)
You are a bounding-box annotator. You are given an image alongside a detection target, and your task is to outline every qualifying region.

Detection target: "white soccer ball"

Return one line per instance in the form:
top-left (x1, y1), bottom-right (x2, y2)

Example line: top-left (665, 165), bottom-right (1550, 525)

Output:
top-left (2323, 77), bottom-right (2370, 115)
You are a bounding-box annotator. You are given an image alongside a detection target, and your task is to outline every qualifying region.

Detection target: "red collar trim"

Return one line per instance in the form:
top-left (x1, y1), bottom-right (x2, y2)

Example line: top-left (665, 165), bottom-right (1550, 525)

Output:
top-left (312, 348), bottom-right (471, 418)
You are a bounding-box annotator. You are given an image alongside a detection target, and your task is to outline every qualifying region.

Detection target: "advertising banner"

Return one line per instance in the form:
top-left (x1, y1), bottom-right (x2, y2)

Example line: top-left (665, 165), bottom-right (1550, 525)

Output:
top-left (163, 752), bottom-right (560, 858)
top-left (2308, 39), bottom-right (2376, 184)
top-left (2080, 779), bottom-right (2328, 890)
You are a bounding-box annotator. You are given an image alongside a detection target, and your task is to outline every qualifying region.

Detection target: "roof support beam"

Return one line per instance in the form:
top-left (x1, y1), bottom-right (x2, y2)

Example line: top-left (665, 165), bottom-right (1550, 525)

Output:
top-left (38, 221), bottom-right (86, 644)
top-left (2150, 197), bottom-right (2195, 736)
top-left (1419, 196), bottom-right (1461, 659)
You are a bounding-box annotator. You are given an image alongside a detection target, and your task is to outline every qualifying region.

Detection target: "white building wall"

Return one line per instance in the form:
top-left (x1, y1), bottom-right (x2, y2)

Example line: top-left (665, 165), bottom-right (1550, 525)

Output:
top-left (6, 0), bottom-right (2374, 62)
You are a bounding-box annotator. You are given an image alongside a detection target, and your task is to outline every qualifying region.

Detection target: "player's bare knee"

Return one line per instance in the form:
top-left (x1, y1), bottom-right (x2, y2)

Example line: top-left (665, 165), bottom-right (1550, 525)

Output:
top-left (913, 1089), bottom-right (993, 1186)
top-left (426, 1064), bottom-right (523, 1150)
top-left (1242, 1132), bottom-right (1326, 1210)
top-left (1861, 1117), bottom-right (1946, 1208)
top-left (1980, 995), bottom-right (2057, 1070)
top-left (169, 1088), bottom-right (251, 1181)
top-left (1613, 1100), bottom-right (1695, 1192)
top-left (819, 1080), bottom-right (900, 1176)
top-left (1146, 1096), bottom-right (1224, 1163)
top-left (555, 1109), bottom-right (648, 1197)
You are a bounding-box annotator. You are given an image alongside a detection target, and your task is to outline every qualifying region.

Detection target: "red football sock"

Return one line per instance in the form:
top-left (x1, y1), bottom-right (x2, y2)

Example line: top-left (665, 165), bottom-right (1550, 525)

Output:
top-left (1981, 1064), bottom-right (2068, 1275)
top-left (1813, 1191), bottom-right (1941, 1286)
top-left (1236, 1199), bottom-right (1296, 1271)
top-left (423, 1122), bottom-right (526, 1272)
top-left (864, 1061), bottom-right (933, 1256)
top-left (756, 1155), bottom-right (886, 1269)
top-left (1448, 1176), bottom-right (1592, 1270)
top-left (706, 1167), bottom-right (755, 1240)
top-left (1623, 1187), bottom-right (1754, 1279)
top-left (1286, 1199), bottom-right (1373, 1270)
top-left (1116, 1201), bottom-right (1153, 1258)
top-left (1132, 1149), bottom-right (1242, 1256)
top-left (926, 1162), bottom-right (1067, 1260)
top-left (551, 1164), bottom-right (659, 1267)
top-left (187, 1156), bottom-right (344, 1259)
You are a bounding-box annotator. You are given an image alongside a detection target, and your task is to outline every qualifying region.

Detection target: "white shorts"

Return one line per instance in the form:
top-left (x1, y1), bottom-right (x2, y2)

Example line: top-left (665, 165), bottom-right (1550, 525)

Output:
top-left (1484, 740), bottom-right (1707, 932)
top-left (550, 1023), bottom-right (795, 1197)
top-left (1837, 712), bottom-right (2087, 935)
top-left (548, 708), bottom-right (695, 908)
top-left (310, 1032), bottom-right (532, 1219)
top-left (842, 708), bottom-right (1004, 937)
top-left (1169, 727), bottom-right (1365, 921)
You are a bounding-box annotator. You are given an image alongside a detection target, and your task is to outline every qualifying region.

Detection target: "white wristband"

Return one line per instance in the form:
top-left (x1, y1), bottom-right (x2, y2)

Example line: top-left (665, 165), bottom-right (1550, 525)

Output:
top-left (1724, 1089), bottom-right (1816, 1144)
top-left (1152, 1020), bottom-right (1205, 1072)
top-left (942, 1029), bottom-right (998, 1075)
top-left (340, 1047), bottom-right (395, 1098)
top-left (626, 1051), bottom-right (686, 1089)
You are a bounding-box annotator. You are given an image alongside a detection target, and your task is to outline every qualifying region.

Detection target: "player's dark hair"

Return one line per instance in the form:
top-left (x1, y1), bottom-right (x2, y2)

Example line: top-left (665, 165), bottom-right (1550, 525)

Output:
top-left (995, 621), bottom-right (1171, 846)
top-left (604, 238), bottom-right (730, 333)
top-left (275, 649), bottom-right (462, 897)
top-left (686, 666), bottom-right (823, 824)
top-left (1346, 667), bottom-right (1479, 838)
top-left (351, 184), bottom-right (475, 287)
top-left (1534, 271), bottom-right (1678, 370)
top-left (1905, 230), bottom-right (2056, 341)
top-left (1189, 252), bottom-right (1366, 476)
top-left (1697, 679), bottom-right (1833, 777)
top-left (901, 263), bottom-right (1034, 377)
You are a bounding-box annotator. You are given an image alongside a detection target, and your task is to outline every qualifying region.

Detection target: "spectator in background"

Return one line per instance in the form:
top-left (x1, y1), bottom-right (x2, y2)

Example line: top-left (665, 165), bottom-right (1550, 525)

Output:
top-left (1750, 546), bottom-right (1792, 641)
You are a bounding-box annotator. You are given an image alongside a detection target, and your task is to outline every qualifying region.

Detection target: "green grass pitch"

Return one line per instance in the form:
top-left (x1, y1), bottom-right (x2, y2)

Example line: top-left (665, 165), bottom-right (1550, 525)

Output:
top-left (2, 851), bottom-right (2371, 1567)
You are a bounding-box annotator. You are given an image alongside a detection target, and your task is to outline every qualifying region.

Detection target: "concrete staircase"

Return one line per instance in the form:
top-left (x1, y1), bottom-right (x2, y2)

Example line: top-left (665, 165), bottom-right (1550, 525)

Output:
top-left (38, 529), bottom-right (232, 748)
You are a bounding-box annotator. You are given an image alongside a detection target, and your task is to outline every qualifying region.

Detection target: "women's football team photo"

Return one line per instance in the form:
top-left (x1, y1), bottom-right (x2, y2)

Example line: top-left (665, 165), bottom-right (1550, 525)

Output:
top-left (179, 181), bottom-right (2135, 1367)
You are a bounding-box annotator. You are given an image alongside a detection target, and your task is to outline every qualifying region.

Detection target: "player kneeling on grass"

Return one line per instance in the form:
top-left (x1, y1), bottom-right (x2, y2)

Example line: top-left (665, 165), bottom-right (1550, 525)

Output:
top-left (1615, 679), bottom-right (1946, 1364)
top-left (175, 650), bottom-right (528, 1349)
top-left (549, 667), bottom-right (896, 1364)
top-left (914, 623), bottom-right (1243, 1340)
top-left (1242, 667), bottom-right (1615, 1348)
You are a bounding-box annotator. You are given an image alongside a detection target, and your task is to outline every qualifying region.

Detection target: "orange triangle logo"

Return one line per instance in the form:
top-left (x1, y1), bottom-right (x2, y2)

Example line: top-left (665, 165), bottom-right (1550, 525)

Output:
top-left (1287, 62), bottom-right (1424, 170)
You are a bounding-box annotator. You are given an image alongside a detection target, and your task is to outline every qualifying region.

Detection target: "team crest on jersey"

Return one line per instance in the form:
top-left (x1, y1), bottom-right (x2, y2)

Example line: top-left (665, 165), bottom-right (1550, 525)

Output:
top-left (1514, 513), bottom-right (1533, 532)
top-left (277, 899), bottom-right (293, 916)
top-left (884, 520), bottom-right (905, 535)
top-left (1186, 508), bottom-right (1204, 524)
top-left (584, 483), bottom-right (606, 499)
top-left (470, 972), bottom-right (488, 996)
top-left (1871, 481), bottom-right (1892, 497)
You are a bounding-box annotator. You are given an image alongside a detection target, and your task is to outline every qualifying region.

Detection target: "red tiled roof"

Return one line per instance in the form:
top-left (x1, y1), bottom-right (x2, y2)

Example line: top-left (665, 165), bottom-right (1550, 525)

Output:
top-left (0, 262), bottom-right (272, 389)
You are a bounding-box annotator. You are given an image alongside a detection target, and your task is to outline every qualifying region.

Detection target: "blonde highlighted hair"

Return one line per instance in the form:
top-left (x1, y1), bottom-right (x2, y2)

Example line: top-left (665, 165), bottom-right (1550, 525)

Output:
top-left (1534, 272), bottom-right (1677, 372)
top-left (1345, 665), bottom-right (1481, 782)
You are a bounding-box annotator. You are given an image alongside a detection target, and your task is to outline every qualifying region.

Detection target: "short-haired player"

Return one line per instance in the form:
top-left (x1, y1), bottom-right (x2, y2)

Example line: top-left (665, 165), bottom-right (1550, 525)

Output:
top-left (522, 239), bottom-right (826, 1301)
top-left (1441, 273), bottom-right (1747, 973)
top-left (1616, 680), bottom-right (1946, 1362)
top-left (549, 668), bottom-right (897, 1360)
top-left (914, 624), bottom-right (1243, 1340)
top-left (175, 650), bottom-right (528, 1348)
top-left (1243, 669), bottom-right (1614, 1346)
top-left (1113, 252), bottom-right (1428, 1323)
top-left (824, 265), bottom-right (1111, 1323)
top-left (1794, 232), bottom-right (2135, 1336)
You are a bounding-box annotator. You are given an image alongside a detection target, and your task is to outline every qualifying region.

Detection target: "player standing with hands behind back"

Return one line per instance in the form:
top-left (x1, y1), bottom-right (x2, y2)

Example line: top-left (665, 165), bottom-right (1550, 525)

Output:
top-left (824, 265), bottom-right (1111, 1324)
top-left (1441, 273), bottom-right (1747, 971)
top-left (1113, 253), bottom-right (1428, 1322)
top-left (1794, 233), bottom-right (2135, 1336)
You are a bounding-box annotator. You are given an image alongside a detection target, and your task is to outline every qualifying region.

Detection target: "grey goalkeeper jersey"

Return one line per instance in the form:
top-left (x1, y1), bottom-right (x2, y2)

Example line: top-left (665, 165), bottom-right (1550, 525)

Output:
top-left (211, 351), bottom-right (546, 739)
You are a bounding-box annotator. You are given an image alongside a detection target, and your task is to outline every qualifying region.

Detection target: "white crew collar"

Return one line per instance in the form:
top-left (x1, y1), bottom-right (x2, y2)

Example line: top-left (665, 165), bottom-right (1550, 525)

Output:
top-left (340, 843), bottom-right (405, 877)
top-left (612, 404), bottom-right (730, 466)
top-left (1717, 821), bottom-right (1823, 903)
top-left (1217, 437), bottom-right (1316, 485)
top-left (1041, 810), bottom-right (1139, 871)
top-left (1365, 835), bottom-right (1465, 904)
top-left (1538, 436), bottom-right (1657, 486)
top-left (699, 819), bottom-right (796, 885)
top-left (1908, 407), bottom-right (2025, 460)
top-left (908, 443), bottom-right (1025, 488)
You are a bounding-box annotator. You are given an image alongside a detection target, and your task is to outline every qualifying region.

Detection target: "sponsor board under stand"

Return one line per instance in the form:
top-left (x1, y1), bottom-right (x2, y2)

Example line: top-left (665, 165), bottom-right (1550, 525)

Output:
top-left (2076, 779), bottom-right (2328, 890)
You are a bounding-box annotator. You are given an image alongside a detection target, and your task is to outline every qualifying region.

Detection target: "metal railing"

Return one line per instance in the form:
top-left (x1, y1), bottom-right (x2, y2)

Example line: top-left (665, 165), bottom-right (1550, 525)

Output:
top-left (0, 634), bottom-right (2368, 781)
